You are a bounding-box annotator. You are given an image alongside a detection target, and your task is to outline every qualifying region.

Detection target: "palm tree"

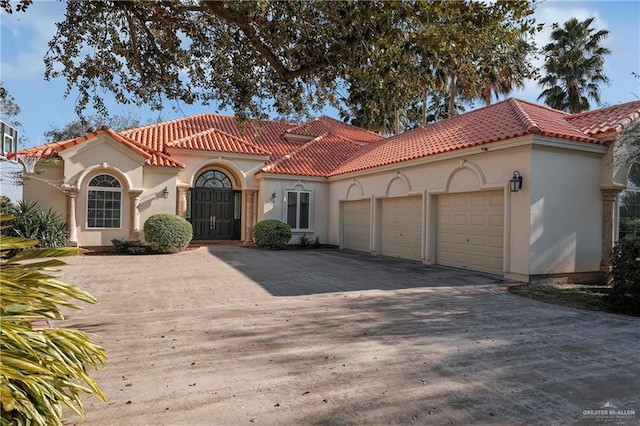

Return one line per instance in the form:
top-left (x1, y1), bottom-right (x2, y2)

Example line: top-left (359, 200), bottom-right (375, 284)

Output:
top-left (479, 38), bottom-right (531, 106)
top-left (538, 17), bottom-right (611, 113)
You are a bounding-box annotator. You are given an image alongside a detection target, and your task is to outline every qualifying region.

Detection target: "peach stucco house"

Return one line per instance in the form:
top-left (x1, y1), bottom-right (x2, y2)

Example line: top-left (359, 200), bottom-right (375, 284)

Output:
top-left (15, 98), bottom-right (640, 283)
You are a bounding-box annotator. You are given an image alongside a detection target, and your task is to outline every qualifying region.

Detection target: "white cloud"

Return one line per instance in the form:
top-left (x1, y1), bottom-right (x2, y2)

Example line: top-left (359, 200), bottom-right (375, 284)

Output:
top-left (0, 1), bottom-right (65, 79)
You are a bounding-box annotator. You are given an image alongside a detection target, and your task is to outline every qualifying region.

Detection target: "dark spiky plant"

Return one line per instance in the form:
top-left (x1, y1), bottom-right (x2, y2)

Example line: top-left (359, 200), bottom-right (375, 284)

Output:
top-left (0, 214), bottom-right (107, 425)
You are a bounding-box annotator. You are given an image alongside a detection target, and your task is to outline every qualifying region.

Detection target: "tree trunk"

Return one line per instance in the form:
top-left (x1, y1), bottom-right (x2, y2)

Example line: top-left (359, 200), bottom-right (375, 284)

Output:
top-left (484, 82), bottom-right (492, 106)
top-left (448, 75), bottom-right (457, 117)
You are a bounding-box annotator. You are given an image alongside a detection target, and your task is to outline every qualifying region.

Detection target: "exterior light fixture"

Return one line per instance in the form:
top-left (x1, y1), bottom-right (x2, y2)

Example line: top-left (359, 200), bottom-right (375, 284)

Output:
top-left (163, 186), bottom-right (170, 199)
top-left (271, 191), bottom-right (277, 201)
top-left (509, 171), bottom-right (523, 192)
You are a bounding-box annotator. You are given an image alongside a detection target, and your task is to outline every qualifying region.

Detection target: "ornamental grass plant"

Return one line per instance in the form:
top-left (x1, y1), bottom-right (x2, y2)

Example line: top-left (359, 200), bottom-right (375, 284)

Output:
top-left (0, 215), bottom-right (107, 425)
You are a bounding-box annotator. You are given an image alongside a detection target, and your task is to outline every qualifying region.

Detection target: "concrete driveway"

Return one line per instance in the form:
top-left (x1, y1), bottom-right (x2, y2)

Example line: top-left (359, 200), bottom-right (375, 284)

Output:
top-left (59, 246), bottom-right (639, 425)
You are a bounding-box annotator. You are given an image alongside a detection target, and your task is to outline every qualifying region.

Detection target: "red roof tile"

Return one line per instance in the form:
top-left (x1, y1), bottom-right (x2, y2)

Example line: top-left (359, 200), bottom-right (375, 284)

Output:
top-left (261, 133), bottom-right (364, 177)
top-left (330, 99), bottom-right (605, 176)
top-left (566, 100), bottom-right (640, 136)
top-left (13, 128), bottom-right (185, 168)
top-left (16, 100), bottom-right (635, 178)
top-left (122, 113), bottom-right (296, 156)
top-left (167, 128), bottom-right (271, 156)
top-left (285, 116), bottom-right (383, 144)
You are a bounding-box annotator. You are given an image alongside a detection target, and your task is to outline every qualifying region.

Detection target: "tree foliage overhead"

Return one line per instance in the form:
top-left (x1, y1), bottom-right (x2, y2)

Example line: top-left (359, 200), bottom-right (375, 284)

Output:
top-left (43, 113), bottom-right (141, 143)
top-left (4, 0), bottom-right (538, 129)
top-left (537, 17), bottom-right (611, 113)
top-left (0, 82), bottom-right (22, 129)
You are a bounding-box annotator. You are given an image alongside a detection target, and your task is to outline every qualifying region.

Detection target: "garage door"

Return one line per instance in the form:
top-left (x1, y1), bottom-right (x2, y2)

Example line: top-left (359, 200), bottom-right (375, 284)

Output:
top-left (381, 197), bottom-right (422, 261)
top-left (437, 191), bottom-right (504, 275)
top-left (342, 200), bottom-right (371, 253)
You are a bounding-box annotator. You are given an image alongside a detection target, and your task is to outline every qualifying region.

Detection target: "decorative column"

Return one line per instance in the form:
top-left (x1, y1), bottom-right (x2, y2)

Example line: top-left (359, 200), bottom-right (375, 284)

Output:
top-left (243, 190), bottom-right (256, 244)
top-left (600, 188), bottom-right (622, 272)
top-left (63, 187), bottom-right (79, 247)
top-left (177, 186), bottom-right (189, 218)
top-left (129, 190), bottom-right (143, 240)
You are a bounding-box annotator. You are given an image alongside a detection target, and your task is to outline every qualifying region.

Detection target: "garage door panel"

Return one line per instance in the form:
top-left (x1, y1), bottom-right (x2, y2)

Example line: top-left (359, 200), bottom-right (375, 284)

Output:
top-left (454, 214), bottom-right (467, 225)
top-left (437, 191), bottom-right (504, 275)
top-left (381, 197), bottom-right (422, 261)
top-left (488, 235), bottom-right (503, 248)
top-left (489, 194), bottom-right (503, 206)
top-left (343, 200), bottom-right (371, 253)
top-left (470, 214), bottom-right (485, 225)
top-left (488, 214), bottom-right (503, 226)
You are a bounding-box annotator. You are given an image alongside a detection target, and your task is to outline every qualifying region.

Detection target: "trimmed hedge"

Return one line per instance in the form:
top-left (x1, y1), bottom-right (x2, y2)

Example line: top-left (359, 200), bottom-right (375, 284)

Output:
top-left (143, 214), bottom-right (193, 253)
top-left (606, 239), bottom-right (640, 315)
top-left (252, 219), bottom-right (292, 249)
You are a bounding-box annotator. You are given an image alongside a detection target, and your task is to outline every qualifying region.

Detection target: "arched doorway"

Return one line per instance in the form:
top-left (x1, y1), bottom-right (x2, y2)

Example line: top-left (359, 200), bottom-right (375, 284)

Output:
top-left (189, 170), bottom-right (242, 240)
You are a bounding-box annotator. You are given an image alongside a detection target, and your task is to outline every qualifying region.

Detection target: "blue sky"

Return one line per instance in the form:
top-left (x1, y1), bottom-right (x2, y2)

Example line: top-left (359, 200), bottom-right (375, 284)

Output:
top-left (1, 0), bottom-right (639, 149)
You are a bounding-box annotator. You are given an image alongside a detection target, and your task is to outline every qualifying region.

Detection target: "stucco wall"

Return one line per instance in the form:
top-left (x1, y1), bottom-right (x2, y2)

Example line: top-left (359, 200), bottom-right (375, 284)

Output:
top-left (529, 145), bottom-right (604, 275)
top-left (60, 134), bottom-right (146, 189)
top-left (138, 169), bottom-right (179, 243)
top-left (21, 163), bottom-right (66, 217)
top-left (260, 175), bottom-right (330, 245)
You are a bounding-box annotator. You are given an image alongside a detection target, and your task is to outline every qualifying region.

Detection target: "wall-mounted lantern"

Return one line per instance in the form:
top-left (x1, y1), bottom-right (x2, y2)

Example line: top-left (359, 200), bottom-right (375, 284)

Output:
top-left (163, 186), bottom-right (170, 199)
top-left (509, 171), bottom-right (523, 192)
top-left (271, 191), bottom-right (277, 202)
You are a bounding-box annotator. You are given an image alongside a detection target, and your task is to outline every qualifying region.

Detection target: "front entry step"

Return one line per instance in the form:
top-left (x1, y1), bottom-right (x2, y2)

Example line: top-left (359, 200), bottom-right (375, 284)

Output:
top-left (188, 240), bottom-right (253, 248)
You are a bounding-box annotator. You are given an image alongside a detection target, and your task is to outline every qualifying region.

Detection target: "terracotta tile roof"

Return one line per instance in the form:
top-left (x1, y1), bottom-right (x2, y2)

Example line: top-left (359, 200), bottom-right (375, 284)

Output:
top-left (13, 128), bottom-right (186, 168)
top-left (122, 113), bottom-right (296, 156)
top-left (285, 116), bottom-right (383, 144)
top-left (566, 100), bottom-right (640, 136)
top-left (16, 100), bottom-right (636, 178)
top-left (330, 98), bottom-right (608, 176)
top-left (167, 127), bottom-right (271, 156)
top-left (261, 133), bottom-right (364, 177)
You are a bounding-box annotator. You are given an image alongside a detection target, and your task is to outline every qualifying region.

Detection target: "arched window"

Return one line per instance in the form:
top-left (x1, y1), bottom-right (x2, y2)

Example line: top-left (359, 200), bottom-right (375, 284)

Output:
top-left (87, 174), bottom-right (122, 228)
top-left (618, 163), bottom-right (640, 240)
top-left (195, 170), bottom-right (232, 188)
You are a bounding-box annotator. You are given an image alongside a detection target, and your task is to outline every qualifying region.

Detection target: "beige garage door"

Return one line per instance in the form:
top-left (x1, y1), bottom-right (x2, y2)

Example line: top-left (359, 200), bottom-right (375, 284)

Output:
top-left (342, 200), bottom-right (371, 253)
top-left (381, 197), bottom-right (422, 261)
top-left (437, 191), bottom-right (504, 275)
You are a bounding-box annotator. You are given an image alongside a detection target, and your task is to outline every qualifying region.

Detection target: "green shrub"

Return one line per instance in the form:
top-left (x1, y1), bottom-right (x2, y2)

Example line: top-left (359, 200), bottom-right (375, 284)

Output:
top-left (111, 238), bottom-right (133, 253)
top-left (127, 246), bottom-right (150, 255)
top-left (2, 200), bottom-right (68, 249)
top-left (0, 195), bottom-right (14, 215)
top-left (252, 219), bottom-right (292, 249)
top-left (143, 214), bottom-right (193, 253)
top-left (606, 239), bottom-right (640, 315)
top-left (111, 238), bottom-right (150, 255)
top-left (1, 215), bottom-right (107, 423)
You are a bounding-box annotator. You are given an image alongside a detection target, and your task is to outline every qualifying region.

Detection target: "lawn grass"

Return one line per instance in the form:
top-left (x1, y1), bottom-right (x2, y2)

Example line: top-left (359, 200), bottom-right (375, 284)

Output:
top-left (509, 284), bottom-right (614, 313)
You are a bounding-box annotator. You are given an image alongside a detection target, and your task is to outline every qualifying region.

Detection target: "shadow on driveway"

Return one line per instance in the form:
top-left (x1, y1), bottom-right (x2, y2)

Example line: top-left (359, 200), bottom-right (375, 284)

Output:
top-left (206, 246), bottom-right (510, 297)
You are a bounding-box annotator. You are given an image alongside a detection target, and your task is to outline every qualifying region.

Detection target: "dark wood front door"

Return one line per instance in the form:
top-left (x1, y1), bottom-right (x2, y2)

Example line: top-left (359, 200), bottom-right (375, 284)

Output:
top-left (190, 188), bottom-right (240, 240)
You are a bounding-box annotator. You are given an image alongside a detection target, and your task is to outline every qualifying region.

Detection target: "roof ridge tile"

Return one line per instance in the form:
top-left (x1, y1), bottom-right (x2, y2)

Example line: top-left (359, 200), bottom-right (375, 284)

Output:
top-left (262, 133), bottom-right (327, 173)
top-left (508, 98), bottom-right (542, 134)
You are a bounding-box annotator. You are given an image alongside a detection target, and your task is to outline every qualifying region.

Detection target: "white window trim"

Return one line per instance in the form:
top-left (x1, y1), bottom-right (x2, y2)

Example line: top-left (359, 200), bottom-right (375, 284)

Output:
top-left (86, 174), bottom-right (123, 230)
top-left (285, 188), bottom-right (313, 231)
top-left (617, 163), bottom-right (640, 240)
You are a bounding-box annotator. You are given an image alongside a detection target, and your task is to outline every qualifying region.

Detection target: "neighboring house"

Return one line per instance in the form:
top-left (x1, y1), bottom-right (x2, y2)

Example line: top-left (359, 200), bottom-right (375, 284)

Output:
top-left (13, 99), bottom-right (640, 283)
top-left (0, 120), bottom-right (23, 202)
